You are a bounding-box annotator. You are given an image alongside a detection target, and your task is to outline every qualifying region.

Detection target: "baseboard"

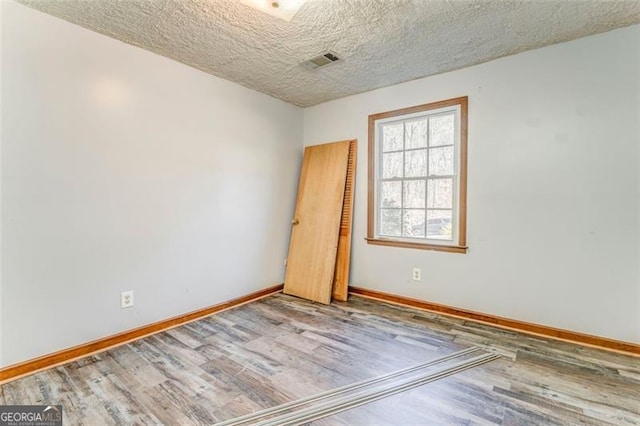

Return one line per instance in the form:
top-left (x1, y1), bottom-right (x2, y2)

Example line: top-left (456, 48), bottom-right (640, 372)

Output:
top-left (0, 284), bottom-right (284, 384)
top-left (349, 286), bottom-right (640, 357)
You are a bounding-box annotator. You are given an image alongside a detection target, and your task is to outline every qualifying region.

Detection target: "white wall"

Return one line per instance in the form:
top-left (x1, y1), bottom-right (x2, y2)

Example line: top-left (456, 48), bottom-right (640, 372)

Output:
top-left (304, 25), bottom-right (640, 343)
top-left (1, 1), bottom-right (302, 366)
top-left (637, 27), bottom-right (640, 343)
top-left (0, 1), bottom-right (4, 367)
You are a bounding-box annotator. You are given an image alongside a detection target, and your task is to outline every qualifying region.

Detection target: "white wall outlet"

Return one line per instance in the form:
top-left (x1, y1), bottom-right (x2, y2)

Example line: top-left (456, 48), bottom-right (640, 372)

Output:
top-left (121, 290), bottom-right (134, 308)
top-left (412, 268), bottom-right (422, 281)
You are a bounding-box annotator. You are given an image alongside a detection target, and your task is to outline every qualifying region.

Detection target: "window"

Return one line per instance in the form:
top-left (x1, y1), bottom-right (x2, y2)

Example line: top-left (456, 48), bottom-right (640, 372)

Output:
top-left (367, 97), bottom-right (468, 253)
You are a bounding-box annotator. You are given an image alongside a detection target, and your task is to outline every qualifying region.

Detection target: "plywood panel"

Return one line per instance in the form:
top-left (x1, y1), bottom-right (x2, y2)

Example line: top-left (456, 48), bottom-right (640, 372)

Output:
top-left (284, 141), bottom-right (350, 304)
top-left (332, 140), bottom-right (357, 301)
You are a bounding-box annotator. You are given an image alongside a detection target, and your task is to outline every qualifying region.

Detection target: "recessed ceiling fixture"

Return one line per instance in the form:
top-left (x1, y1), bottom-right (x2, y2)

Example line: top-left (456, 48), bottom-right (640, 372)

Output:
top-left (240, 0), bottom-right (307, 22)
top-left (302, 51), bottom-right (342, 70)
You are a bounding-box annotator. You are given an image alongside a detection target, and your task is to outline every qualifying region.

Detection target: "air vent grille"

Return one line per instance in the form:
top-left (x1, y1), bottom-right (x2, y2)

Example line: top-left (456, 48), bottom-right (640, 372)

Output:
top-left (303, 51), bottom-right (341, 69)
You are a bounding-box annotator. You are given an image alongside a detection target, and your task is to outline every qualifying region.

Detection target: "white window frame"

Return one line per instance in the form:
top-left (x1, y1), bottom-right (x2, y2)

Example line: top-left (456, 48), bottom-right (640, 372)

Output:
top-left (367, 97), bottom-right (468, 253)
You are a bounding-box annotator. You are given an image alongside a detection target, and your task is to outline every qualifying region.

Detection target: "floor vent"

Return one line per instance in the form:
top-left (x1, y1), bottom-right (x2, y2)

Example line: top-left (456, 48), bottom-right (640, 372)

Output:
top-left (303, 51), bottom-right (341, 69)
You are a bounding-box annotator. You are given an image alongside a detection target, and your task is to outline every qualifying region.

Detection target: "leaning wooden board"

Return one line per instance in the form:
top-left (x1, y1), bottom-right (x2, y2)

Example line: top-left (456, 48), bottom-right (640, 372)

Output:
top-left (284, 141), bottom-right (351, 305)
top-left (332, 140), bottom-right (357, 302)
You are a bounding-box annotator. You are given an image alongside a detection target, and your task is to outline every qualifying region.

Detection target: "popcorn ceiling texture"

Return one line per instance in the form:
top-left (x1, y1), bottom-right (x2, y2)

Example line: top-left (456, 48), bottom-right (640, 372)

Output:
top-left (18, 0), bottom-right (640, 107)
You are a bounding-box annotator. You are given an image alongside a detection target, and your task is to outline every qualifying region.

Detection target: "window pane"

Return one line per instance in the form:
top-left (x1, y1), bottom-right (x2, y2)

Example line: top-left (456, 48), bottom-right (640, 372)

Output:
top-left (429, 146), bottom-right (454, 176)
top-left (382, 123), bottom-right (403, 152)
top-left (429, 114), bottom-right (454, 147)
top-left (380, 181), bottom-right (401, 208)
top-left (403, 209), bottom-right (425, 237)
top-left (403, 180), bottom-right (425, 208)
top-left (405, 119), bottom-right (428, 149)
top-left (427, 210), bottom-right (453, 240)
top-left (380, 209), bottom-right (401, 236)
top-left (427, 178), bottom-right (453, 209)
top-left (370, 98), bottom-right (466, 249)
top-left (382, 152), bottom-right (403, 178)
top-left (405, 149), bottom-right (427, 177)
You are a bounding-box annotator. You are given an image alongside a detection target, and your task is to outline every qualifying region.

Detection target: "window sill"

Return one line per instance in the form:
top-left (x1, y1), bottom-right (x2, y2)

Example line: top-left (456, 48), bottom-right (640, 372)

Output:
top-left (365, 237), bottom-right (468, 254)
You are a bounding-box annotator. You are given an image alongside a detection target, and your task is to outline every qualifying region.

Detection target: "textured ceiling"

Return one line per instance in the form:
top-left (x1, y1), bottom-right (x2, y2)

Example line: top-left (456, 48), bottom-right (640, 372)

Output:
top-left (18, 0), bottom-right (640, 107)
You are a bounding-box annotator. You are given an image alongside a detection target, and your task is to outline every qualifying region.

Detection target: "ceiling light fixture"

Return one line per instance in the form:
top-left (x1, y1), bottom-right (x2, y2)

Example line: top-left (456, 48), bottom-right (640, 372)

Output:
top-left (240, 0), bottom-right (307, 22)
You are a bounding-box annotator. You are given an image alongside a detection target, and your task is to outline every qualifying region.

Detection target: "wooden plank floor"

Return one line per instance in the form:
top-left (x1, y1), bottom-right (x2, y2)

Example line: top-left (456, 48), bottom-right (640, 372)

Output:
top-left (1, 293), bottom-right (638, 425)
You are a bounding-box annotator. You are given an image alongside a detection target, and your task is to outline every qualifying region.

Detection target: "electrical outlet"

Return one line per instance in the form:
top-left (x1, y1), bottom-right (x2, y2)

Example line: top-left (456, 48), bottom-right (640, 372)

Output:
top-left (412, 268), bottom-right (421, 281)
top-left (121, 290), bottom-right (134, 308)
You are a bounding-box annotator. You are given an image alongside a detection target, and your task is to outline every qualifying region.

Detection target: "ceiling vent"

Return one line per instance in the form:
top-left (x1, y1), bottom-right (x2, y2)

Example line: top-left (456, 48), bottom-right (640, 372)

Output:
top-left (303, 51), bottom-right (341, 70)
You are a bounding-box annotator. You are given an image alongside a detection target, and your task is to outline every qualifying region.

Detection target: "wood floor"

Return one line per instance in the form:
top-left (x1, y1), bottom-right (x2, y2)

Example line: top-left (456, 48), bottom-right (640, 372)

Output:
top-left (1, 293), bottom-right (639, 425)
